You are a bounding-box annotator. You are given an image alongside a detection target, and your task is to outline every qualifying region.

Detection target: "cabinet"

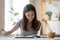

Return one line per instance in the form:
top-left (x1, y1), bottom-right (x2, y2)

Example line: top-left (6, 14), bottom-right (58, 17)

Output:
top-left (47, 21), bottom-right (60, 34)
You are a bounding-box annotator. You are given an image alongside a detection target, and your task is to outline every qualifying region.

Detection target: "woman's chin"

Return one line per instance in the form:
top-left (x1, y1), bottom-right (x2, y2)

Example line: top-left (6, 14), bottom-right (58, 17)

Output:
top-left (29, 20), bottom-right (33, 22)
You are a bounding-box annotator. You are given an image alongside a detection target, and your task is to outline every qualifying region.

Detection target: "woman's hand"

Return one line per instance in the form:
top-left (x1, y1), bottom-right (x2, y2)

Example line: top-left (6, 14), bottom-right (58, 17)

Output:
top-left (3, 31), bottom-right (12, 36)
top-left (3, 24), bottom-right (19, 36)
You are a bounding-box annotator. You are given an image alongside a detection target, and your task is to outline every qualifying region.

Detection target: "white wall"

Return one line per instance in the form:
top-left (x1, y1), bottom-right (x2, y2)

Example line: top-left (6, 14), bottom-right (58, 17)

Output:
top-left (47, 21), bottom-right (60, 34)
top-left (52, 1), bottom-right (60, 11)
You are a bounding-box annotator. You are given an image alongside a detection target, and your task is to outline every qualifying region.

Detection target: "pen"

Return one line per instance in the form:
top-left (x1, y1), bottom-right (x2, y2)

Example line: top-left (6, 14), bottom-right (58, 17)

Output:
top-left (1, 29), bottom-right (6, 32)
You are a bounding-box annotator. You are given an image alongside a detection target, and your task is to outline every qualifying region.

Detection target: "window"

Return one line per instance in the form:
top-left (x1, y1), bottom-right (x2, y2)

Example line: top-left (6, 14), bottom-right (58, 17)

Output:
top-left (5, 0), bottom-right (29, 34)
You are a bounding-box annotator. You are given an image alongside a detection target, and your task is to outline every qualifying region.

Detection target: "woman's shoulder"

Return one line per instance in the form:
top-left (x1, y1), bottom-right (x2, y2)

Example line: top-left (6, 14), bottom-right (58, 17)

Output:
top-left (18, 19), bottom-right (23, 22)
top-left (17, 19), bottom-right (23, 27)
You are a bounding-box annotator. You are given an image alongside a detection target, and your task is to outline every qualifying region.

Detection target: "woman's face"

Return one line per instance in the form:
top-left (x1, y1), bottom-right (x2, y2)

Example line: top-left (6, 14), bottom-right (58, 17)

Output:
top-left (25, 10), bottom-right (35, 22)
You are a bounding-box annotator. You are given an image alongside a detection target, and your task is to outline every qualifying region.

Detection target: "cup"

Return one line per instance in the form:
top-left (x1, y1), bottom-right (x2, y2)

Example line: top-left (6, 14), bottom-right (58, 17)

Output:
top-left (47, 32), bottom-right (55, 38)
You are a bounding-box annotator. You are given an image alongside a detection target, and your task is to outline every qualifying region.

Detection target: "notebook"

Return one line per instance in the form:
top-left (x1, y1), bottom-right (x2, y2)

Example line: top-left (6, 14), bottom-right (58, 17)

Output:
top-left (15, 34), bottom-right (47, 38)
top-left (15, 34), bottom-right (39, 38)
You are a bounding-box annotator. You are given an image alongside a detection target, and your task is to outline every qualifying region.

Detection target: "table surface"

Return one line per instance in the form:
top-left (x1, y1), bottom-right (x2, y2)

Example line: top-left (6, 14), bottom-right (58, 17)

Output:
top-left (0, 37), bottom-right (60, 40)
top-left (0, 35), bottom-right (60, 40)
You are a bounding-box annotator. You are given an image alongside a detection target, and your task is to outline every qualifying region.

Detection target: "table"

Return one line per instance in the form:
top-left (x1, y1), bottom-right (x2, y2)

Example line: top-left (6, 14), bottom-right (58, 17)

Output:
top-left (0, 35), bottom-right (60, 40)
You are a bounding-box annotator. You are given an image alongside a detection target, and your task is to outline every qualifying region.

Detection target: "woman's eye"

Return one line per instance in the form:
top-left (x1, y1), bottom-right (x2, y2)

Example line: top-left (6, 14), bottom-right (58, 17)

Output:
top-left (30, 14), bottom-right (34, 16)
top-left (27, 15), bottom-right (30, 16)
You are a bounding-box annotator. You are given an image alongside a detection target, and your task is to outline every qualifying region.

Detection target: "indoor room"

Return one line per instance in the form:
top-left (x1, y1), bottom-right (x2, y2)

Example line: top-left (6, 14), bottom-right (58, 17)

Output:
top-left (0, 0), bottom-right (60, 40)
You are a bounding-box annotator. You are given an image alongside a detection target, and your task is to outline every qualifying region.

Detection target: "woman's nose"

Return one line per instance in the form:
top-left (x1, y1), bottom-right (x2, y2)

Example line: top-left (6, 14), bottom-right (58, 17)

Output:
top-left (29, 15), bottom-right (33, 18)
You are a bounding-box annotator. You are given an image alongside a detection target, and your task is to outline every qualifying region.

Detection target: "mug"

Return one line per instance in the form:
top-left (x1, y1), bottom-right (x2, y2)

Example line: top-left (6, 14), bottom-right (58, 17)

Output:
top-left (47, 32), bottom-right (55, 38)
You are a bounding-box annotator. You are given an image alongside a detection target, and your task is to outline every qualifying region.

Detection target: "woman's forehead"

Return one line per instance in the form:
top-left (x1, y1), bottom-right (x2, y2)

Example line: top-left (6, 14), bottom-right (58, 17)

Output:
top-left (26, 10), bottom-right (34, 14)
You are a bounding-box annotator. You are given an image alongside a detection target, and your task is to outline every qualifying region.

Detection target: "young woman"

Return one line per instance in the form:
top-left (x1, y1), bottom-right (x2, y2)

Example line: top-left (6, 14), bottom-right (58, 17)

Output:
top-left (3, 4), bottom-right (42, 36)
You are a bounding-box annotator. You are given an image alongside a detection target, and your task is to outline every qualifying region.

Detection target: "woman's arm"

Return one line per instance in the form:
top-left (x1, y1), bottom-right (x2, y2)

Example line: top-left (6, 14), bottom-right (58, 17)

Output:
top-left (3, 24), bottom-right (19, 35)
top-left (37, 25), bottom-right (43, 35)
top-left (10, 24), bottom-right (19, 33)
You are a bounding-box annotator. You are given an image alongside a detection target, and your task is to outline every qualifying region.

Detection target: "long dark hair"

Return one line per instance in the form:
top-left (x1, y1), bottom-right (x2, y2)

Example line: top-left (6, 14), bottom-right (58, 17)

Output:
top-left (23, 4), bottom-right (39, 33)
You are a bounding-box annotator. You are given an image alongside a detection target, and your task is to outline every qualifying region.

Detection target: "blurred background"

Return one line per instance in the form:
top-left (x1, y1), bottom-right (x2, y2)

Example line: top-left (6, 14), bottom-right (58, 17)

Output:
top-left (0, 0), bottom-right (60, 35)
